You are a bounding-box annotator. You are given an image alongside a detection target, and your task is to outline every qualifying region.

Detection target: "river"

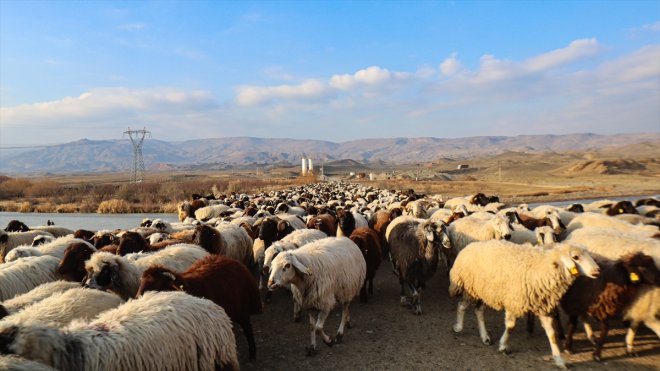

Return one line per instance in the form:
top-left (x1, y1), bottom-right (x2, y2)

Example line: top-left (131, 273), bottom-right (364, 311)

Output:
top-left (0, 194), bottom-right (656, 231)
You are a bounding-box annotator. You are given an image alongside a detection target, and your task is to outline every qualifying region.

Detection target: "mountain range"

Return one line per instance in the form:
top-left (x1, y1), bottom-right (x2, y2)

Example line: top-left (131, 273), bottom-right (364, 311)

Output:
top-left (0, 133), bottom-right (657, 175)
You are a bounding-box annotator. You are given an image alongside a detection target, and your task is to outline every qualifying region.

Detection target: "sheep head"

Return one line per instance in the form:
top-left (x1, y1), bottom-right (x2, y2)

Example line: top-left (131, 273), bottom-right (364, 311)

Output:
top-left (137, 266), bottom-right (181, 297)
top-left (268, 252), bottom-right (310, 290)
top-left (84, 253), bottom-right (122, 290)
top-left (622, 253), bottom-right (660, 285)
top-left (490, 215), bottom-right (512, 241)
top-left (557, 244), bottom-right (600, 279)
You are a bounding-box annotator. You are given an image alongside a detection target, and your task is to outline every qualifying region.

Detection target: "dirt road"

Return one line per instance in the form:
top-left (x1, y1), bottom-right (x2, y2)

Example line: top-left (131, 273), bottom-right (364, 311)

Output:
top-left (236, 263), bottom-right (659, 370)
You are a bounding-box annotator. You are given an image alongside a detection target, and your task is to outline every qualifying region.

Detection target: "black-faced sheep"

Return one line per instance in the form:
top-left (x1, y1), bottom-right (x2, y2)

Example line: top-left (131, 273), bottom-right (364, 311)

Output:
top-left (137, 255), bottom-right (262, 360)
top-left (192, 224), bottom-right (253, 267)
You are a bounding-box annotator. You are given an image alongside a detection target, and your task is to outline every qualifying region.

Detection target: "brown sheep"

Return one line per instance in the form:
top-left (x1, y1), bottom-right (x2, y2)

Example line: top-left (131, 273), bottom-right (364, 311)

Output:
top-left (307, 214), bottom-right (337, 236)
top-left (57, 242), bottom-right (96, 282)
top-left (349, 228), bottom-right (382, 303)
top-left (137, 255), bottom-right (262, 359)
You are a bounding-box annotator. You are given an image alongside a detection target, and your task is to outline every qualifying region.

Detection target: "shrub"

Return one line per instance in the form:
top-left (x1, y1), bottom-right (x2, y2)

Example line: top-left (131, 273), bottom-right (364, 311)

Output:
top-left (97, 199), bottom-right (131, 213)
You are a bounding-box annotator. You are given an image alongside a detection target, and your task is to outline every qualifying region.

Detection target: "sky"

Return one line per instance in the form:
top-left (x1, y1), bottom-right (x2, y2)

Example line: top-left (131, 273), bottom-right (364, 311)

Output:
top-left (1, 1), bottom-right (659, 147)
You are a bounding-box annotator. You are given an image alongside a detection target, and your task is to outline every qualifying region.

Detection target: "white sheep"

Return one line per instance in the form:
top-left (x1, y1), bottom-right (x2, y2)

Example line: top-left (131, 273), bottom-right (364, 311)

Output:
top-left (4, 236), bottom-right (93, 262)
top-left (84, 244), bottom-right (209, 300)
top-left (449, 241), bottom-right (600, 368)
top-left (0, 230), bottom-right (55, 262)
top-left (1, 287), bottom-right (123, 327)
top-left (565, 212), bottom-right (658, 238)
top-left (31, 234), bottom-right (55, 246)
top-left (30, 226), bottom-right (73, 238)
top-left (148, 232), bottom-right (170, 245)
top-left (268, 237), bottom-right (366, 355)
top-left (0, 256), bottom-right (60, 301)
top-left (0, 281), bottom-right (81, 317)
top-left (195, 204), bottom-right (230, 221)
top-left (0, 291), bottom-right (239, 371)
top-left (510, 225), bottom-right (557, 245)
top-left (447, 214), bottom-right (513, 252)
top-left (622, 285), bottom-right (660, 356)
top-left (263, 229), bottom-right (328, 274)
top-left (566, 227), bottom-right (660, 267)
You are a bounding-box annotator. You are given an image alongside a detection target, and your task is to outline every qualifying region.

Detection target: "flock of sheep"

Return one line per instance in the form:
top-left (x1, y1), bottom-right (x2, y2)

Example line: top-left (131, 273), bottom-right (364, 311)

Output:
top-left (0, 181), bottom-right (658, 370)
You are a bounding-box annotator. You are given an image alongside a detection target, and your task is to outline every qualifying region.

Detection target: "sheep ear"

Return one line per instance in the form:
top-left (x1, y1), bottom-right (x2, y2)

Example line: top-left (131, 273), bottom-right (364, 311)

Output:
top-left (289, 255), bottom-right (311, 275)
top-left (424, 225), bottom-right (435, 242)
top-left (559, 255), bottom-right (579, 276)
top-left (277, 221), bottom-right (289, 232)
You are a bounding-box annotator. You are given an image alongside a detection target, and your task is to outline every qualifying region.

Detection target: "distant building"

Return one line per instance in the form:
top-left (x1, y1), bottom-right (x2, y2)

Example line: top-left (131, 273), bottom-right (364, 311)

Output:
top-left (457, 164), bottom-right (469, 170)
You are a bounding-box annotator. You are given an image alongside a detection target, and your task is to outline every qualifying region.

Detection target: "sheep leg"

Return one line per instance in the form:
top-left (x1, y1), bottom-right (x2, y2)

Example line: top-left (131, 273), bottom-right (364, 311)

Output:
top-left (335, 302), bottom-right (351, 344)
top-left (526, 313), bottom-right (535, 336)
top-left (265, 289), bottom-right (272, 303)
top-left (368, 276), bottom-right (374, 295)
top-left (583, 321), bottom-right (595, 345)
top-left (625, 321), bottom-right (639, 356)
top-left (306, 310), bottom-right (318, 356)
top-left (592, 320), bottom-right (609, 362)
top-left (292, 291), bottom-right (301, 322)
top-left (315, 310), bottom-right (333, 347)
top-left (498, 310), bottom-right (516, 353)
top-left (554, 311), bottom-right (565, 340)
top-left (453, 298), bottom-right (469, 333)
top-left (241, 319), bottom-right (257, 360)
top-left (410, 285), bottom-right (422, 315)
top-left (475, 303), bottom-right (491, 345)
top-left (360, 279), bottom-right (368, 303)
top-left (539, 315), bottom-right (567, 369)
top-left (563, 315), bottom-right (578, 355)
top-left (399, 276), bottom-right (407, 306)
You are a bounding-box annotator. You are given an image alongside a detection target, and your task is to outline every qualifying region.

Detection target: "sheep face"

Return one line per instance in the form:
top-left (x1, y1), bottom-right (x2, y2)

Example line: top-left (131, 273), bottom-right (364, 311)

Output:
top-left (566, 204), bottom-right (584, 213)
top-left (559, 245), bottom-right (600, 278)
top-left (535, 226), bottom-right (557, 245)
top-left (546, 214), bottom-right (565, 235)
top-left (491, 216), bottom-right (512, 240)
top-left (84, 260), bottom-right (121, 290)
top-left (267, 253), bottom-right (309, 290)
top-left (140, 218), bottom-right (153, 227)
top-left (623, 253), bottom-right (660, 285)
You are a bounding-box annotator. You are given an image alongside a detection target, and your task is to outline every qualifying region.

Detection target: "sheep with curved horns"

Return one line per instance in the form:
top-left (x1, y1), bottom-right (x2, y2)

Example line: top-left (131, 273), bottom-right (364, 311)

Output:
top-left (0, 256), bottom-right (60, 302)
top-left (268, 237), bottom-right (366, 356)
top-left (0, 230), bottom-right (55, 262)
top-left (449, 241), bottom-right (600, 369)
top-left (386, 217), bottom-right (453, 314)
top-left (0, 291), bottom-right (239, 371)
top-left (0, 287), bottom-right (123, 327)
top-left (447, 214), bottom-right (513, 252)
top-left (0, 281), bottom-right (81, 319)
top-left (84, 244), bottom-right (208, 300)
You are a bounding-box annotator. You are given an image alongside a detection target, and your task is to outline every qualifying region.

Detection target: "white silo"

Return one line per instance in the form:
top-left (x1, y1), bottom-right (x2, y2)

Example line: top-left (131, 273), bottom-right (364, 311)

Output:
top-left (307, 158), bottom-right (314, 173)
top-left (302, 158), bottom-right (308, 176)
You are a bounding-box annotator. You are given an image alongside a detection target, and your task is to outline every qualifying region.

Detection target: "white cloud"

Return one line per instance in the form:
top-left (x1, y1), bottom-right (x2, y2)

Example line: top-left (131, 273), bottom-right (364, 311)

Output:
top-left (118, 22), bottom-right (146, 30)
top-left (439, 53), bottom-right (463, 76)
top-left (524, 38), bottom-right (602, 72)
top-left (643, 21), bottom-right (660, 32)
top-left (235, 80), bottom-right (332, 106)
top-left (329, 66), bottom-right (410, 90)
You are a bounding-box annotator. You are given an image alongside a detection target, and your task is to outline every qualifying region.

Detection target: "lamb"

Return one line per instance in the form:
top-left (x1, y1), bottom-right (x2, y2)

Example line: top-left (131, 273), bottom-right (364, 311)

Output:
top-left (449, 241), bottom-right (600, 368)
top-left (57, 242), bottom-right (97, 283)
top-left (268, 237), bottom-right (366, 355)
top-left (192, 224), bottom-right (253, 266)
top-left (560, 253), bottom-right (660, 361)
top-left (0, 287), bottom-right (124, 327)
top-left (84, 244), bottom-right (209, 300)
top-left (0, 256), bottom-right (61, 301)
top-left (336, 209), bottom-right (368, 237)
top-left (349, 227), bottom-right (382, 303)
top-left (0, 230), bottom-right (55, 262)
top-left (386, 217), bottom-right (453, 314)
top-left (137, 255), bottom-right (262, 360)
top-left (565, 212), bottom-right (658, 238)
top-left (0, 281), bottom-right (81, 318)
top-left (447, 214), bottom-right (513, 252)
top-left (4, 236), bottom-right (92, 262)
top-left (0, 291), bottom-right (239, 371)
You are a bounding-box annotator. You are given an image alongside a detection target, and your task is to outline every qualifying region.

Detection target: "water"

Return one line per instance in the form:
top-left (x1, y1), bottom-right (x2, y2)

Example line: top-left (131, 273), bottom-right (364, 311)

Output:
top-left (527, 194), bottom-right (659, 208)
top-left (0, 212), bottom-right (178, 231)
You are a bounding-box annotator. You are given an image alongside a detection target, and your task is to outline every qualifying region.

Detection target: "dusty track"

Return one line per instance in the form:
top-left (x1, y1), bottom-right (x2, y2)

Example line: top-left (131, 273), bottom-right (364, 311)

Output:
top-left (237, 263), bottom-right (659, 370)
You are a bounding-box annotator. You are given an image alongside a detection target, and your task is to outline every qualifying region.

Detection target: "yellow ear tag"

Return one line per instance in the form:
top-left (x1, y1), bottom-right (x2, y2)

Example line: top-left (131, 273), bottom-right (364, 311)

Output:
top-left (629, 272), bottom-right (640, 283)
top-left (619, 208), bottom-right (624, 213)
top-left (569, 267), bottom-right (579, 276)
top-left (179, 285), bottom-right (184, 290)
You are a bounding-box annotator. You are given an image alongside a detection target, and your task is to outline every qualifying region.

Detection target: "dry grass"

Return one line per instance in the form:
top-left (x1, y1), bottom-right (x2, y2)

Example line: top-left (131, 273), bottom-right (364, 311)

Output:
top-left (97, 199), bottom-right (131, 214)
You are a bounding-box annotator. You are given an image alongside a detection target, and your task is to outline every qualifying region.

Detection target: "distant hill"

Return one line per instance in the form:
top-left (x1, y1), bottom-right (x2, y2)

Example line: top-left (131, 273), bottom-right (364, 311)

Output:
top-left (0, 133), bottom-right (657, 175)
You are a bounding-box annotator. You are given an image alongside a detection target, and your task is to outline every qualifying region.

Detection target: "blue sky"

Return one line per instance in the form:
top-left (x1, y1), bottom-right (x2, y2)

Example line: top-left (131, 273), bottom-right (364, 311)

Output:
top-left (1, 1), bottom-right (659, 146)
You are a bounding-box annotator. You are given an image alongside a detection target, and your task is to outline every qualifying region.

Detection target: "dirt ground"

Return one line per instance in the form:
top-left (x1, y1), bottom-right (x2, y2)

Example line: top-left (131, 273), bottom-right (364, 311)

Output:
top-left (236, 264), bottom-right (659, 371)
